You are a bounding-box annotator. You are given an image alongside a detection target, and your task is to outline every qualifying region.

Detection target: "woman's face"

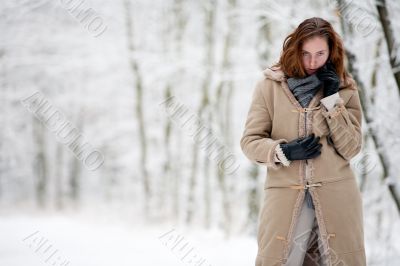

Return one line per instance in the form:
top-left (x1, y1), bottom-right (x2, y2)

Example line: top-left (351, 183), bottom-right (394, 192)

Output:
top-left (301, 36), bottom-right (330, 75)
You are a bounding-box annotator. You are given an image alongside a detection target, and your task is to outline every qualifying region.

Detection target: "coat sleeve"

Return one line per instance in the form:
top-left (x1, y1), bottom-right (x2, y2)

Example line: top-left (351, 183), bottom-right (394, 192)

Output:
top-left (240, 79), bottom-right (288, 170)
top-left (320, 83), bottom-right (363, 161)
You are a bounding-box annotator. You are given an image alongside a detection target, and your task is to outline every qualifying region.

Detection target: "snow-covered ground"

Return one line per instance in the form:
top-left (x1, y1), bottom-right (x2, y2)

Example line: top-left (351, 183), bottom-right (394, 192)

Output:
top-left (0, 212), bottom-right (257, 266)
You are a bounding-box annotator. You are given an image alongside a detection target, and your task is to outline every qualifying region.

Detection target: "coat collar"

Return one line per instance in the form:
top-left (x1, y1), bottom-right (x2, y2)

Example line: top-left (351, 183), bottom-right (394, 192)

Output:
top-left (263, 65), bottom-right (355, 89)
top-left (263, 66), bottom-right (286, 82)
top-left (263, 66), bottom-right (323, 110)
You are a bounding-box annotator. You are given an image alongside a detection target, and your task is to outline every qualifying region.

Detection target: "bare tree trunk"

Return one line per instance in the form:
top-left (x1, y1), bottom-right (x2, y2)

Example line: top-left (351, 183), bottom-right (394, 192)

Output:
top-left (204, 152), bottom-right (211, 228)
top-left (55, 143), bottom-right (64, 210)
top-left (33, 119), bottom-right (47, 208)
top-left (186, 0), bottom-right (217, 225)
top-left (186, 135), bottom-right (199, 224)
top-left (201, 3), bottom-right (214, 229)
top-left (376, 0), bottom-right (400, 92)
top-left (173, 129), bottom-right (182, 222)
top-left (214, 0), bottom-right (238, 236)
top-left (69, 151), bottom-right (80, 204)
top-left (245, 166), bottom-right (260, 234)
top-left (160, 85), bottom-right (172, 218)
top-left (359, 38), bottom-right (383, 192)
top-left (0, 57), bottom-right (5, 200)
top-left (123, 0), bottom-right (151, 217)
top-left (159, 0), bottom-right (187, 221)
top-left (256, 15), bottom-right (272, 68)
top-left (68, 114), bottom-right (83, 206)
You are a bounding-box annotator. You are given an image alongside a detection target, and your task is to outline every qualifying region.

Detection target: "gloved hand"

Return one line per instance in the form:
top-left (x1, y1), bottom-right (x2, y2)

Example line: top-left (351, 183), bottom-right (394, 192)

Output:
top-left (280, 133), bottom-right (322, 161)
top-left (316, 61), bottom-right (340, 98)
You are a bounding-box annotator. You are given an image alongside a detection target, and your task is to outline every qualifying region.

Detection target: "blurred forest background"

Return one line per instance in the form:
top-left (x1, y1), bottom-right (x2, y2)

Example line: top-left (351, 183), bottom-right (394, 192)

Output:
top-left (1, 0), bottom-right (400, 265)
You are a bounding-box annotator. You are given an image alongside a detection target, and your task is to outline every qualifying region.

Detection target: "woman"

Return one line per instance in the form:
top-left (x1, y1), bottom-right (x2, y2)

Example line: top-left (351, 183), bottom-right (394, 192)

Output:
top-left (240, 17), bottom-right (366, 266)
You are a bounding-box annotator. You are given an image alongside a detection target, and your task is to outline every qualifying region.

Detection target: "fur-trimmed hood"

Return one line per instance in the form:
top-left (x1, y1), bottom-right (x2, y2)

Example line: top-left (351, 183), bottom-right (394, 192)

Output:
top-left (263, 66), bottom-right (286, 82)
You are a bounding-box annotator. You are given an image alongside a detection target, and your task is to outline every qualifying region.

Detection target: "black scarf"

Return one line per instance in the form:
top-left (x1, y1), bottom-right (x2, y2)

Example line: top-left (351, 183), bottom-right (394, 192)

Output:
top-left (287, 74), bottom-right (321, 108)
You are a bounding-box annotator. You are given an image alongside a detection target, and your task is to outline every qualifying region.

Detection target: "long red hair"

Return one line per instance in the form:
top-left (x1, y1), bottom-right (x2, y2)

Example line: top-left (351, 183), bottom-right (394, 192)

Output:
top-left (275, 17), bottom-right (350, 86)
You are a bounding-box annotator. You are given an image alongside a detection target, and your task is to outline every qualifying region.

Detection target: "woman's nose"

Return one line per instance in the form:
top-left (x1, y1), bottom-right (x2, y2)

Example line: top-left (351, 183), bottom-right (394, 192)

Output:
top-left (310, 57), bottom-right (318, 69)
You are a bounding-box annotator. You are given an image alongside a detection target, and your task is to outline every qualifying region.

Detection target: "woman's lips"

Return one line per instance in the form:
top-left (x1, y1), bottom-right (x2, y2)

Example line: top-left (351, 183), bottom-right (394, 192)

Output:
top-left (308, 69), bottom-right (317, 74)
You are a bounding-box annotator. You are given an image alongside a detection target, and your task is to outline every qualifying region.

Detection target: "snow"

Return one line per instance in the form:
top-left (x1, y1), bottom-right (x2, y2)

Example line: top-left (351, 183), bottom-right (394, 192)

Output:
top-left (0, 212), bottom-right (257, 266)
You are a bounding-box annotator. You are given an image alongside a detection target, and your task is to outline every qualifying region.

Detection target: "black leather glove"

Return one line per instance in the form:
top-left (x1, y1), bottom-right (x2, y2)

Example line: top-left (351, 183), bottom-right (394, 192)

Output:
top-left (280, 133), bottom-right (322, 161)
top-left (317, 62), bottom-right (340, 98)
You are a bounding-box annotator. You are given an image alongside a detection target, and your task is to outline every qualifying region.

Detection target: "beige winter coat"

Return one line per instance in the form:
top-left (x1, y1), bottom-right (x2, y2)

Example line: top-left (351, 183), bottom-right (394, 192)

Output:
top-left (240, 66), bottom-right (366, 266)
